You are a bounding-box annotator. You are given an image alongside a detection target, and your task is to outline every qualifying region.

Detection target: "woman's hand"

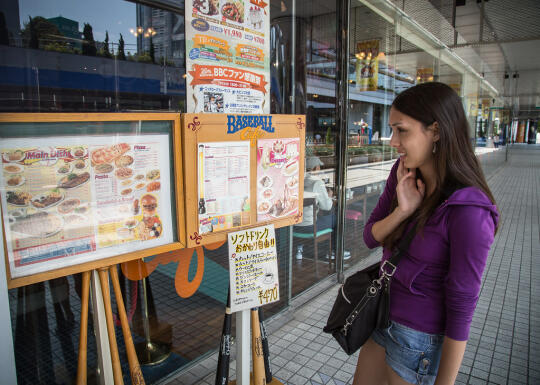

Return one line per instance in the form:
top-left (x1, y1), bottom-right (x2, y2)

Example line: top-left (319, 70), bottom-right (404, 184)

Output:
top-left (395, 160), bottom-right (425, 218)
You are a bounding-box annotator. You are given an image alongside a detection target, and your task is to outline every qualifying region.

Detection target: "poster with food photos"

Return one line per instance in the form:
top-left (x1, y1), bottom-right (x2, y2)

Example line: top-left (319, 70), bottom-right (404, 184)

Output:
top-left (0, 135), bottom-right (173, 278)
top-left (256, 138), bottom-right (300, 221)
top-left (185, 0), bottom-right (270, 113)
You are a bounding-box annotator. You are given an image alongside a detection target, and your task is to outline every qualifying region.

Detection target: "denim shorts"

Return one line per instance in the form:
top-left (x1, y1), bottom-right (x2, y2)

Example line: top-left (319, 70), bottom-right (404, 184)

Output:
top-left (371, 321), bottom-right (444, 385)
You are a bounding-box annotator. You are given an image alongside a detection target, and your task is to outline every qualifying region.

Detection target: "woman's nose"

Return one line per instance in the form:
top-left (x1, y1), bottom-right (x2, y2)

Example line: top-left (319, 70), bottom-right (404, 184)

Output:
top-left (389, 131), bottom-right (399, 148)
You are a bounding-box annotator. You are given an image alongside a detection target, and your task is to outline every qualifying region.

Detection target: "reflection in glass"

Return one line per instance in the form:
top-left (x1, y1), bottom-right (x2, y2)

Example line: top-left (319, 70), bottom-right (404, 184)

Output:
top-left (0, 1), bottom-right (186, 112)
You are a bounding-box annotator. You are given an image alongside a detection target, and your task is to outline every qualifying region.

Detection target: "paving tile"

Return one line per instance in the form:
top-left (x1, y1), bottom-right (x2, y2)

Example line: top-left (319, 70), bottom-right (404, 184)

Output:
top-left (471, 367), bottom-right (490, 381)
top-left (332, 369), bottom-right (353, 383)
top-left (488, 373), bottom-right (507, 385)
top-left (317, 364), bottom-right (338, 378)
top-left (288, 374), bottom-right (309, 385)
top-left (274, 368), bottom-right (295, 381)
top-left (468, 376), bottom-right (488, 385)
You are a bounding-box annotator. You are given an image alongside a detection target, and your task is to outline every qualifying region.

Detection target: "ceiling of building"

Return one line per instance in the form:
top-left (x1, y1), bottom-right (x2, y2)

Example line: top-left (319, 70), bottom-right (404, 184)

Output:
top-left (396, 0), bottom-right (540, 116)
top-left (272, 0), bottom-right (540, 116)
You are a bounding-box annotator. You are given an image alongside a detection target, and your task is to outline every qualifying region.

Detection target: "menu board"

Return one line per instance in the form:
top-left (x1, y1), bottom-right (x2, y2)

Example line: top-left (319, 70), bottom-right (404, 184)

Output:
top-left (1, 135), bottom-right (174, 278)
top-left (256, 138), bottom-right (300, 221)
top-left (185, 0), bottom-right (270, 114)
top-left (197, 141), bottom-right (250, 234)
top-left (228, 224), bottom-right (279, 312)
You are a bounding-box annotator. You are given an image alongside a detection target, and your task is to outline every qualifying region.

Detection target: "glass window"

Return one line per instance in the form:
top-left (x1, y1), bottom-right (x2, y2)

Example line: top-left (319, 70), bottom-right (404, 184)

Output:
top-left (342, 1), bottom-right (398, 267)
top-left (0, 0), bottom-right (186, 112)
top-left (270, 0), bottom-right (340, 297)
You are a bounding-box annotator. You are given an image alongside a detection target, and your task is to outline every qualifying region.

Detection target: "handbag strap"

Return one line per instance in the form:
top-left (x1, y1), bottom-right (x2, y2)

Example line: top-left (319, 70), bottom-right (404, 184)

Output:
top-left (379, 222), bottom-right (418, 278)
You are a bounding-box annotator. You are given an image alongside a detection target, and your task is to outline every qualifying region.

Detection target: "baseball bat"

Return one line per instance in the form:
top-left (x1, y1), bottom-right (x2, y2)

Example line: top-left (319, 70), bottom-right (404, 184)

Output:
top-left (257, 307), bottom-right (273, 382)
top-left (76, 271), bottom-right (91, 385)
top-left (214, 290), bottom-right (231, 385)
top-left (98, 268), bottom-right (124, 385)
top-left (110, 265), bottom-right (146, 385)
top-left (251, 308), bottom-right (266, 385)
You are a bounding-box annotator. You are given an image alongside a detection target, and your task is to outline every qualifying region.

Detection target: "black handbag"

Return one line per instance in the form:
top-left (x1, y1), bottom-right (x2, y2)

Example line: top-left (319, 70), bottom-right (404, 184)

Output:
top-left (323, 225), bottom-right (417, 355)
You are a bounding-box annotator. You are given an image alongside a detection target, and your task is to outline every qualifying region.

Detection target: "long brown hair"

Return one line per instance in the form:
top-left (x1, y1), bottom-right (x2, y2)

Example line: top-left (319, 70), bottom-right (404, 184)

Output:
top-left (383, 82), bottom-right (497, 248)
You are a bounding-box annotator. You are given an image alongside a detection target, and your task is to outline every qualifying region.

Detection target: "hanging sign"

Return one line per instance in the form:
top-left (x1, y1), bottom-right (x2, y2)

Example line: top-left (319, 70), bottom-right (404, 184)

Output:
top-left (416, 68), bottom-right (433, 84)
top-left (355, 39), bottom-right (379, 92)
top-left (228, 223), bottom-right (279, 312)
top-left (185, 0), bottom-right (270, 114)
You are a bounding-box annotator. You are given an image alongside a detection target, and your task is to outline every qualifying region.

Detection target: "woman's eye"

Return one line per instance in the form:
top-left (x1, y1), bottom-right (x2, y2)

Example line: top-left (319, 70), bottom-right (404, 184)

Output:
top-left (398, 128), bottom-right (406, 133)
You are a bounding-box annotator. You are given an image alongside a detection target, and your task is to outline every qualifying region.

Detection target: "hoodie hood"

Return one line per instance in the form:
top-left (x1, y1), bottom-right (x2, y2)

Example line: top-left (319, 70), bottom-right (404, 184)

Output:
top-left (444, 186), bottom-right (499, 229)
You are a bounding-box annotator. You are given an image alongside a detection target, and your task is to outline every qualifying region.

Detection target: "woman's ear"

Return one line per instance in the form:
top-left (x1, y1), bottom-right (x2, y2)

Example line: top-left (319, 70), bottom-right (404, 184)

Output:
top-left (431, 121), bottom-right (440, 142)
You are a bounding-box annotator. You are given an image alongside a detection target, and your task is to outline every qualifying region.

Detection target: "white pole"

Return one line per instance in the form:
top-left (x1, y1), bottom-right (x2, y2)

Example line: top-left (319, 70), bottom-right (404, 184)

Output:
top-left (90, 270), bottom-right (114, 385)
top-left (236, 310), bottom-right (251, 384)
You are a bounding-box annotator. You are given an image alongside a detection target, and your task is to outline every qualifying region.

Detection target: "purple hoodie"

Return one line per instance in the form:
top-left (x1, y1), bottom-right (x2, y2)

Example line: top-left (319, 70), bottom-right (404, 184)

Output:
top-left (364, 160), bottom-right (499, 341)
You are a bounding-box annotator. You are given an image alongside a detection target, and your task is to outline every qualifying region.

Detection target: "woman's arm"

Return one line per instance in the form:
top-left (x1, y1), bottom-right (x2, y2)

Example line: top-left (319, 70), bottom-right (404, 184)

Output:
top-left (434, 337), bottom-right (467, 385)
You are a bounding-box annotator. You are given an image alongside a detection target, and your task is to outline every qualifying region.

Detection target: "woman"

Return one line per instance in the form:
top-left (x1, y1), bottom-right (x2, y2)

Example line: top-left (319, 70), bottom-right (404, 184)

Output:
top-left (352, 82), bottom-right (499, 385)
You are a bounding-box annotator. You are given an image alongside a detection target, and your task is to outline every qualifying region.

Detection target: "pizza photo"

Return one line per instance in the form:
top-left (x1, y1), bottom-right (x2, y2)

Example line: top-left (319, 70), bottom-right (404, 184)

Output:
top-left (91, 143), bottom-right (131, 165)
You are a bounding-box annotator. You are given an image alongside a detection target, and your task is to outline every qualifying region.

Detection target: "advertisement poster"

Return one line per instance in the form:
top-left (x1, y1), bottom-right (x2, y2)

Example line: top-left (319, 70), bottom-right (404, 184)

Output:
top-left (198, 141), bottom-right (250, 234)
top-left (1, 135), bottom-right (174, 278)
top-left (228, 224), bottom-right (279, 312)
top-left (256, 138), bottom-right (299, 222)
top-left (185, 0), bottom-right (270, 113)
top-left (356, 39), bottom-right (379, 92)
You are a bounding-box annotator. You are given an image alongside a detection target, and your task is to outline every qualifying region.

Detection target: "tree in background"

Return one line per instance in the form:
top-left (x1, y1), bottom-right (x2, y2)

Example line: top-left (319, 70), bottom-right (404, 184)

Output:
top-left (82, 23), bottom-right (97, 56)
top-left (117, 33), bottom-right (126, 60)
top-left (149, 37), bottom-right (155, 63)
top-left (0, 12), bottom-right (9, 45)
top-left (101, 30), bottom-right (112, 58)
top-left (22, 16), bottom-right (61, 49)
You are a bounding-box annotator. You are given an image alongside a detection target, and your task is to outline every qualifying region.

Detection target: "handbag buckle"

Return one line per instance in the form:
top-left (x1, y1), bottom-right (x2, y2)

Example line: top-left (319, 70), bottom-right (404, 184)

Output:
top-left (380, 260), bottom-right (396, 277)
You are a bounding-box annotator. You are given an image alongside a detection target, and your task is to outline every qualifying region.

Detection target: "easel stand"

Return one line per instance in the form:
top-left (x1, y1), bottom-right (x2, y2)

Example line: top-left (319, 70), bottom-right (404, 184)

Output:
top-left (76, 265), bottom-right (145, 385)
top-left (219, 308), bottom-right (283, 385)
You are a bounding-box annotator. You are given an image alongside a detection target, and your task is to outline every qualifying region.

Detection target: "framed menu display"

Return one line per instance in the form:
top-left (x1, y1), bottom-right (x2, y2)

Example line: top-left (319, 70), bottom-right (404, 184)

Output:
top-left (0, 113), bottom-right (185, 288)
top-left (182, 113), bottom-right (305, 247)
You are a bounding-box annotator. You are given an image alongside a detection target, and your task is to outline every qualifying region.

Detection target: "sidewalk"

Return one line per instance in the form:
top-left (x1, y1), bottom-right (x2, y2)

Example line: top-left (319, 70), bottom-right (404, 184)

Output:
top-left (171, 144), bottom-right (539, 385)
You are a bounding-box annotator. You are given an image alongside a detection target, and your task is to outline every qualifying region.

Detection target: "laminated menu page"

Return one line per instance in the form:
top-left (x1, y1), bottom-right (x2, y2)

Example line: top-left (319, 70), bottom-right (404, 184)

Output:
top-left (256, 138), bottom-right (300, 222)
top-left (197, 141), bottom-right (250, 234)
top-left (0, 135), bottom-right (174, 278)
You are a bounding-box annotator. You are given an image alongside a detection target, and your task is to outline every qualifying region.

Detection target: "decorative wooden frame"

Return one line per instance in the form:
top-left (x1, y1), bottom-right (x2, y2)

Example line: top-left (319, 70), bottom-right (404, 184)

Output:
top-left (182, 113), bottom-right (306, 247)
top-left (0, 113), bottom-right (186, 288)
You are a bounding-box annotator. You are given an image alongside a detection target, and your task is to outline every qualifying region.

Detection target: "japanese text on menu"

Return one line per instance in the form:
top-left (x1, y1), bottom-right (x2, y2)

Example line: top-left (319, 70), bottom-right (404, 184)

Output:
top-left (228, 224), bottom-right (279, 312)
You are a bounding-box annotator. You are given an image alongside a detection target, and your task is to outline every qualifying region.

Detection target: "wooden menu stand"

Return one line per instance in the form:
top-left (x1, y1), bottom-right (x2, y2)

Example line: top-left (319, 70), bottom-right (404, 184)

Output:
top-left (76, 266), bottom-right (145, 385)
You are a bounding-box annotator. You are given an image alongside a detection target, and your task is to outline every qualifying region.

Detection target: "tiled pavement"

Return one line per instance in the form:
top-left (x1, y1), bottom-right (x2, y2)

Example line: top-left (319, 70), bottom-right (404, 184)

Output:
top-left (164, 144), bottom-right (540, 385)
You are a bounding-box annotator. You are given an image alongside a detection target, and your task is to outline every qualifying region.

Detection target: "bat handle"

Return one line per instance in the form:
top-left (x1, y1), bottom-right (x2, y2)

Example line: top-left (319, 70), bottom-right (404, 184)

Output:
top-left (98, 268), bottom-right (124, 385)
top-left (110, 265), bottom-right (146, 385)
top-left (76, 271), bottom-right (91, 385)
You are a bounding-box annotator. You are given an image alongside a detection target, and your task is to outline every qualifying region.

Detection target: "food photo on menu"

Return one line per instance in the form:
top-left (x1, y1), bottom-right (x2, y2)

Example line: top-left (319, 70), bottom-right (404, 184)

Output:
top-left (89, 142), bottom-right (164, 248)
top-left (256, 138), bottom-right (300, 222)
top-left (0, 135), bottom-right (172, 277)
top-left (1, 145), bottom-right (96, 265)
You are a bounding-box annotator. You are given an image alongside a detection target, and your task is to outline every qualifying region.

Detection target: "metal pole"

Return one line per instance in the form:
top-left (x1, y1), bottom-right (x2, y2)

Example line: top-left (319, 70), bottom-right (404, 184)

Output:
top-left (335, 0), bottom-right (351, 284)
